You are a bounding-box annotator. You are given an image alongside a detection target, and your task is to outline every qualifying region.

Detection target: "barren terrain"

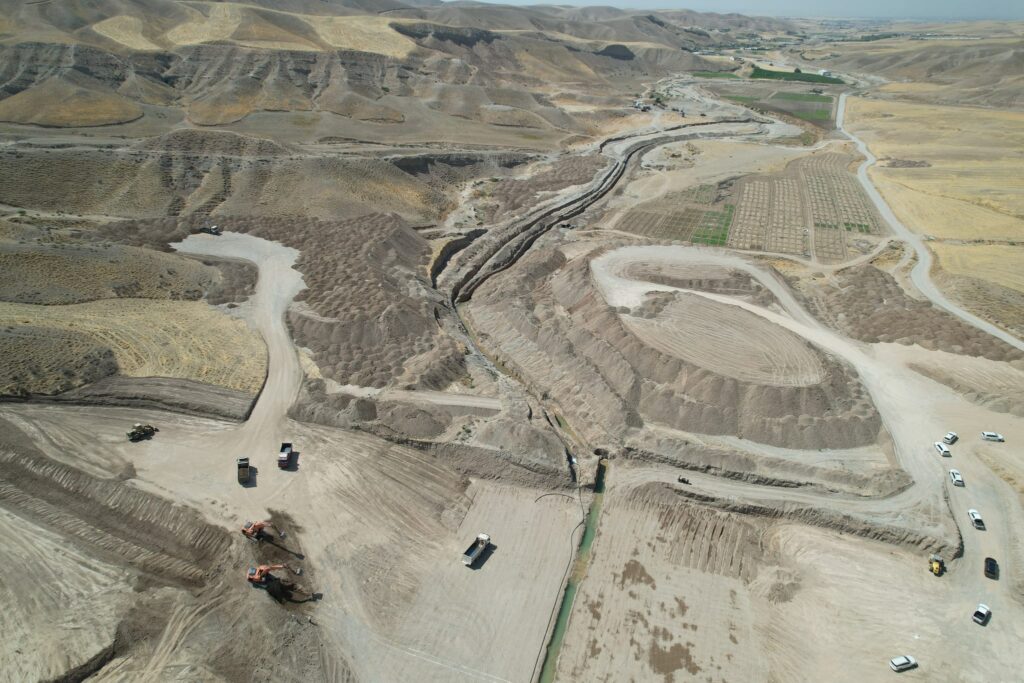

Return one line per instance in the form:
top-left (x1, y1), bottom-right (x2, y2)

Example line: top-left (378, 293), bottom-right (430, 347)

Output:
top-left (1, 4), bottom-right (1023, 683)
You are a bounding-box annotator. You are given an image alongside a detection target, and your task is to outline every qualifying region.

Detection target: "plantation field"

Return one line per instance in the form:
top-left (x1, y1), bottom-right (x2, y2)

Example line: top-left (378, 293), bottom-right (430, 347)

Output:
top-left (751, 67), bottom-right (844, 84)
top-left (772, 92), bottom-right (833, 103)
top-left (792, 109), bottom-right (831, 121)
top-left (692, 71), bottom-right (740, 79)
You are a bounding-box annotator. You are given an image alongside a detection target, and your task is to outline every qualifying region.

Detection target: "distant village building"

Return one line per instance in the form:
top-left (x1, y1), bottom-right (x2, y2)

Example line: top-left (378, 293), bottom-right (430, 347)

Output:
top-left (819, 69), bottom-right (833, 77)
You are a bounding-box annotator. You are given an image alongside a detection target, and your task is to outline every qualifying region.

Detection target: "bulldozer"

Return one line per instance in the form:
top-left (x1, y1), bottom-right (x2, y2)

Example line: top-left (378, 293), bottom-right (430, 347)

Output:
top-left (929, 554), bottom-right (945, 576)
top-left (241, 520), bottom-right (286, 543)
top-left (127, 423), bottom-right (158, 442)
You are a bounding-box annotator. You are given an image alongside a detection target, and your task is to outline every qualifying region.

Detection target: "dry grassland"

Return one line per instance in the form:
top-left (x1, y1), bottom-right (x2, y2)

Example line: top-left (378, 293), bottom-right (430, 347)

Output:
top-left (0, 244), bottom-right (219, 305)
top-left (165, 4), bottom-right (242, 46)
top-left (0, 299), bottom-right (266, 394)
top-left (159, 3), bottom-right (417, 57)
top-left (0, 77), bottom-right (143, 127)
top-left (91, 15), bottom-right (162, 51)
top-left (930, 243), bottom-right (1024, 294)
top-left (846, 97), bottom-right (1024, 241)
top-left (314, 17), bottom-right (418, 58)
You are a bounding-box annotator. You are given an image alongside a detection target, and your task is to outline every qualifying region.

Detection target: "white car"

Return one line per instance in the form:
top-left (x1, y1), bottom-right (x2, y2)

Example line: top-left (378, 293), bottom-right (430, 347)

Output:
top-left (889, 655), bottom-right (918, 672)
top-left (981, 431), bottom-right (1005, 442)
top-left (968, 509), bottom-right (985, 530)
top-left (949, 469), bottom-right (964, 486)
top-left (943, 432), bottom-right (958, 444)
top-left (934, 442), bottom-right (951, 457)
top-left (973, 604), bottom-right (991, 625)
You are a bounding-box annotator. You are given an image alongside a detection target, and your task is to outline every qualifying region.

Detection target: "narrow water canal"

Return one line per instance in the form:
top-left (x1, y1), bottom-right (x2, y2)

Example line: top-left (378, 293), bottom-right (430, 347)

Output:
top-left (538, 459), bottom-right (608, 682)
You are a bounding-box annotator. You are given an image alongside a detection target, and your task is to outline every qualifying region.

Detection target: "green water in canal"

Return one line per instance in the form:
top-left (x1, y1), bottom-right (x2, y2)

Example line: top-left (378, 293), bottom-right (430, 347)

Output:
top-left (538, 460), bottom-right (607, 683)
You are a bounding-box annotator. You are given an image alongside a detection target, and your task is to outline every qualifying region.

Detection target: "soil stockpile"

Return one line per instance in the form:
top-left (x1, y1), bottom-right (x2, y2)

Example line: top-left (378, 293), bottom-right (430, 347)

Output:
top-left (466, 242), bottom-right (881, 451)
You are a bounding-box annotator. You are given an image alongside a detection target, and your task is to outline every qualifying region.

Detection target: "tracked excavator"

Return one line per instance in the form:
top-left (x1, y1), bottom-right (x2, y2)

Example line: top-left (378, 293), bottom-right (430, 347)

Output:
top-left (127, 423), bottom-right (158, 442)
top-left (929, 554), bottom-right (946, 576)
top-left (241, 520), bottom-right (286, 542)
top-left (246, 563), bottom-right (301, 587)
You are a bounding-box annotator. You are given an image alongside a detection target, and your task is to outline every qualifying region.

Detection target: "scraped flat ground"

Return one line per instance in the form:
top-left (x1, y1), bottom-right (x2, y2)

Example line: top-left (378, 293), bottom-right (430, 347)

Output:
top-left (378, 484), bottom-right (581, 682)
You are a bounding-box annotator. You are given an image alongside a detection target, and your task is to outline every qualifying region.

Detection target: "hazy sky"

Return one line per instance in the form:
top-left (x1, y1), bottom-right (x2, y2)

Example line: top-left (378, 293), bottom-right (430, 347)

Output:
top-left (467, 1), bottom-right (1024, 20)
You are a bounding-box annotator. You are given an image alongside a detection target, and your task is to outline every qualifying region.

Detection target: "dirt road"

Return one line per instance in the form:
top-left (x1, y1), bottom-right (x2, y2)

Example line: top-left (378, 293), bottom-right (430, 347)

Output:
top-left (837, 92), bottom-right (1024, 351)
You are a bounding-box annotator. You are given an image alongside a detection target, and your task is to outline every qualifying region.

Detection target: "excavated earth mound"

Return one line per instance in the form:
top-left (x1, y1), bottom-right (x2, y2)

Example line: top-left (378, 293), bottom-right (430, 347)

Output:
top-left (466, 243), bottom-right (881, 451)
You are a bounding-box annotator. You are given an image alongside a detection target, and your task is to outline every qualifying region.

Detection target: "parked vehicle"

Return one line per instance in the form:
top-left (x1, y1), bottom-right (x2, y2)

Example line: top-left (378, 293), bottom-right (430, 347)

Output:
top-left (949, 469), bottom-right (964, 486)
top-left (462, 533), bottom-right (491, 567)
top-left (934, 442), bottom-right (951, 457)
top-left (968, 509), bottom-right (985, 530)
top-left (981, 431), bottom-right (1004, 442)
top-left (237, 457), bottom-right (251, 485)
top-left (972, 604), bottom-right (991, 625)
top-left (889, 655), bottom-right (918, 672)
top-left (984, 557), bottom-right (999, 579)
top-left (943, 432), bottom-right (958, 444)
top-left (278, 442), bottom-right (294, 469)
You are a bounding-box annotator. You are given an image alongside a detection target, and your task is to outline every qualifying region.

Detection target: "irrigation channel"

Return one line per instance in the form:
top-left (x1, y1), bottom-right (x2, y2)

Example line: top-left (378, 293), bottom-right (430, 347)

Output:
top-left (537, 459), bottom-right (609, 683)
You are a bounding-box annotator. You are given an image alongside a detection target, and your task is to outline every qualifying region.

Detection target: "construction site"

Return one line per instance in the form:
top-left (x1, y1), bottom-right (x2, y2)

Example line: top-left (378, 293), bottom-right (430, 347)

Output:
top-left (1, 2), bottom-right (1023, 682)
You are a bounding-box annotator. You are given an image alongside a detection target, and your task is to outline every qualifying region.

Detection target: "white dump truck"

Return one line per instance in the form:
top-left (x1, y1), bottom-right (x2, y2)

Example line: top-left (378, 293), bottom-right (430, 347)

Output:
top-left (278, 442), bottom-right (294, 469)
top-left (462, 533), bottom-right (491, 567)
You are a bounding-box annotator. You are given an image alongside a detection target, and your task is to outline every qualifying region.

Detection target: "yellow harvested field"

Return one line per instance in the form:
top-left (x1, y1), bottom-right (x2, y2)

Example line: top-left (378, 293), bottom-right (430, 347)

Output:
top-left (0, 299), bottom-right (267, 393)
top-left (930, 243), bottom-right (1024, 295)
top-left (161, 4), bottom-right (416, 57)
top-left (846, 97), bottom-right (1024, 240)
top-left (165, 4), bottom-right (242, 46)
top-left (314, 17), bottom-right (418, 58)
top-left (868, 175), bottom-right (1023, 241)
top-left (91, 15), bottom-right (161, 51)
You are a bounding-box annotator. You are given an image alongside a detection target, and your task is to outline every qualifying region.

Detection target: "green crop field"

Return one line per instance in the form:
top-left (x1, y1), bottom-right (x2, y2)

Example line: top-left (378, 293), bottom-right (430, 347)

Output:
top-left (750, 67), bottom-right (844, 84)
top-left (692, 71), bottom-right (740, 79)
top-left (771, 92), bottom-right (834, 103)
top-left (691, 205), bottom-right (734, 246)
top-left (792, 109), bottom-right (831, 121)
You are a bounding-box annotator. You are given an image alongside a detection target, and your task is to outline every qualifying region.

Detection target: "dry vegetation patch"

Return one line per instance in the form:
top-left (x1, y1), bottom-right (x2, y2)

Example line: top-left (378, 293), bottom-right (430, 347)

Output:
top-left (801, 264), bottom-right (1024, 362)
top-left (0, 76), bottom-right (143, 128)
top-left (0, 299), bottom-right (266, 395)
top-left (0, 243), bottom-right (220, 305)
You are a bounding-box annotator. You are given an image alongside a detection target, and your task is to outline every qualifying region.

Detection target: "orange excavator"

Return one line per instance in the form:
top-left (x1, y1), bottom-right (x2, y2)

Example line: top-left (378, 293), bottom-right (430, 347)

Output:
top-left (240, 520), bottom-right (285, 542)
top-left (246, 563), bottom-right (301, 586)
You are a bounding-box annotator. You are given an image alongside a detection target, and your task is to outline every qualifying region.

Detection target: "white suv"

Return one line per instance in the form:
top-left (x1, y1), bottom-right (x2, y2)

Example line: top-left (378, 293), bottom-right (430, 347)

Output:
top-left (934, 442), bottom-right (951, 457)
top-left (949, 469), bottom-right (964, 486)
top-left (889, 655), bottom-right (918, 672)
top-left (968, 509), bottom-right (985, 530)
top-left (943, 432), bottom-right (958, 444)
top-left (981, 431), bottom-right (1004, 442)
